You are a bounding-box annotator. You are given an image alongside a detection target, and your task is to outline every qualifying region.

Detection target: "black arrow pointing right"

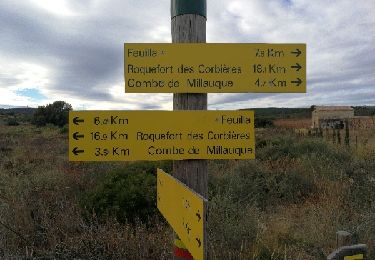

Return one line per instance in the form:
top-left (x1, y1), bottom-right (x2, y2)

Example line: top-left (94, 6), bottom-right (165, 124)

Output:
top-left (72, 147), bottom-right (84, 156)
top-left (196, 238), bottom-right (201, 248)
top-left (73, 117), bottom-right (84, 125)
top-left (291, 78), bottom-right (303, 87)
top-left (291, 48), bottom-right (302, 57)
top-left (291, 63), bottom-right (302, 72)
top-left (196, 211), bottom-right (201, 222)
top-left (73, 132), bottom-right (84, 140)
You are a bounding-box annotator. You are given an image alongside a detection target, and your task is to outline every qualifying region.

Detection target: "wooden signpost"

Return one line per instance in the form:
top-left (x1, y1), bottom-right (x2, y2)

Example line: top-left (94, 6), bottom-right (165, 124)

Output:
top-left (171, 1), bottom-right (208, 259)
top-left (68, 0), bottom-right (307, 259)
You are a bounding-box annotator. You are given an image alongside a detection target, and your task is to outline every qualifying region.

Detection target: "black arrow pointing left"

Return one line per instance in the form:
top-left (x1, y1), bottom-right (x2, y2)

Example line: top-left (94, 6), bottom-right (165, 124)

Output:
top-left (73, 132), bottom-right (84, 140)
top-left (72, 147), bottom-right (84, 156)
top-left (291, 78), bottom-right (303, 87)
top-left (73, 117), bottom-right (84, 125)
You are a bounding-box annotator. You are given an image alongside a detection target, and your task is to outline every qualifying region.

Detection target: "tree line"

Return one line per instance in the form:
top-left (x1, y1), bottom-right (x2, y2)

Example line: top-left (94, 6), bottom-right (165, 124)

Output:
top-left (32, 101), bottom-right (72, 127)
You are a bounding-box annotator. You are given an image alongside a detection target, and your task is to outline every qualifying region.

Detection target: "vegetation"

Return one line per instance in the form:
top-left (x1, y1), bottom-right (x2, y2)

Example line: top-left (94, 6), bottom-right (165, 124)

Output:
top-left (0, 107), bottom-right (36, 115)
top-left (0, 125), bottom-right (172, 259)
top-left (243, 106), bottom-right (375, 122)
top-left (31, 101), bottom-right (72, 127)
top-left (0, 108), bottom-right (34, 126)
top-left (254, 117), bottom-right (274, 128)
top-left (81, 161), bottom-right (172, 223)
top-left (353, 106), bottom-right (375, 116)
top-left (0, 116), bottom-right (374, 258)
top-left (243, 107), bottom-right (312, 120)
top-left (2, 105), bottom-right (374, 127)
top-left (6, 118), bottom-right (20, 126)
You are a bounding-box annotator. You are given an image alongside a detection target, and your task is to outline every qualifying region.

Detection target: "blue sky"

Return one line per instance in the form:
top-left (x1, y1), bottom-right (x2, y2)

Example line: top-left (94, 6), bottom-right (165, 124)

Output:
top-left (15, 88), bottom-right (46, 102)
top-left (0, 0), bottom-right (374, 110)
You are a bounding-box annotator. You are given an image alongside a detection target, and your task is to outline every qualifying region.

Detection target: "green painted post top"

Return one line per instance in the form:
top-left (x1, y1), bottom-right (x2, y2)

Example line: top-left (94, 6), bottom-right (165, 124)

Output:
top-left (171, 0), bottom-right (207, 18)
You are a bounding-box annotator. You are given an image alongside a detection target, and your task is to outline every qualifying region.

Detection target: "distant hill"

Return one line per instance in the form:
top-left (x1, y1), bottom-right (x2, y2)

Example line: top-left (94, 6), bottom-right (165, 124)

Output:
top-left (241, 106), bottom-right (375, 119)
top-left (0, 107), bottom-right (37, 115)
top-left (241, 107), bottom-right (311, 119)
top-left (353, 106), bottom-right (375, 116)
top-left (0, 106), bottom-right (373, 118)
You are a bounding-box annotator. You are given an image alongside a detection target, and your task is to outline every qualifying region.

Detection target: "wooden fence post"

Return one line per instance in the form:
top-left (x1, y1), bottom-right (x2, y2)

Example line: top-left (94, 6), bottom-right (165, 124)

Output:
top-left (345, 119), bottom-right (350, 147)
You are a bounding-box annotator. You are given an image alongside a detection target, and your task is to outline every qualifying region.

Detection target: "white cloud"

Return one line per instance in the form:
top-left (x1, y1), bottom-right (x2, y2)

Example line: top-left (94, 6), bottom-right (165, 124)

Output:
top-left (0, 55), bottom-right (50, 106)
top-left (0, 0), bottom-right (374, 109)
top-left (31, 0), bottom-right (77, 16)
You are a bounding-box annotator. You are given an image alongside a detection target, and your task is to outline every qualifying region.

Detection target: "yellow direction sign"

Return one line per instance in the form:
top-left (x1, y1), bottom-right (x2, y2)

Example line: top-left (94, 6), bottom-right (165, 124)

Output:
top-left (124, 43), bottom-right (306, 93)
top-left (157, 168), bottom-right (207, 260)
top-left (69, 110), bottom-right (255, 161)
top-left (344, 254), bottom-right (364, 260)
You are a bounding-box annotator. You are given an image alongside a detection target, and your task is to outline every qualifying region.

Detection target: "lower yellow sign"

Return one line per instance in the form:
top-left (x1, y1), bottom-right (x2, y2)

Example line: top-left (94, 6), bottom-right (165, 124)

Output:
top-left (69, 110), bottom-right (255, 161)
top-left (157, 169), bottom-right (207, 260)
top-left (344, 254), bottom-right (363, 260)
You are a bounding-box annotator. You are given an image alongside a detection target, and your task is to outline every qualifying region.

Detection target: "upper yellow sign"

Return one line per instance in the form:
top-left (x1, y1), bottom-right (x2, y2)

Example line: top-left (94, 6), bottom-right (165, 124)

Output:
top-left (69, 110), bottom-right (255, 161)
top-left (124, 43), bottom-right (306, 93)
top-left (157, 168), bottom-right (207, 260)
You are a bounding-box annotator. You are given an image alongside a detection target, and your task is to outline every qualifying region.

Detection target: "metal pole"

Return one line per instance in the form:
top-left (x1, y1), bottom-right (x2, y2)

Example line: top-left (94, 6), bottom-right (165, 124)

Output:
top-left (171, 0), bottom-right (207, 259)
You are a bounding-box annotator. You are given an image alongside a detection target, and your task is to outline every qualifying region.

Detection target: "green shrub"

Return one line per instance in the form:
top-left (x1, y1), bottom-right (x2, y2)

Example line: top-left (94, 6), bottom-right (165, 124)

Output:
top-left (46, 123), bottom-right (58, 130)
top-left (257, 135), bottom-right (351, 164)
top-left (59, 124), bottom-right (69, 134)
top-left (32, 101), bottom-right (72, 127)
top-left (81, 161), bottom-right (172, 223)
top-left (7, 118), bottom-right (19, 126)
top-left (210, 160), bottom-right (316, 210)
top-left (255, 117), bottom-right (274, 128)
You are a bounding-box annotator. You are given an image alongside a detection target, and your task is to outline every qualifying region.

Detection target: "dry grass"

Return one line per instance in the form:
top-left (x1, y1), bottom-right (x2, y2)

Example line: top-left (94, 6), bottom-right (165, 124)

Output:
top-left (0, 125), bottom-right (172, 259)
top-left (1, 123), bottom-right (374, 259)
top-left (273, 118), bottom-right (311, 129)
